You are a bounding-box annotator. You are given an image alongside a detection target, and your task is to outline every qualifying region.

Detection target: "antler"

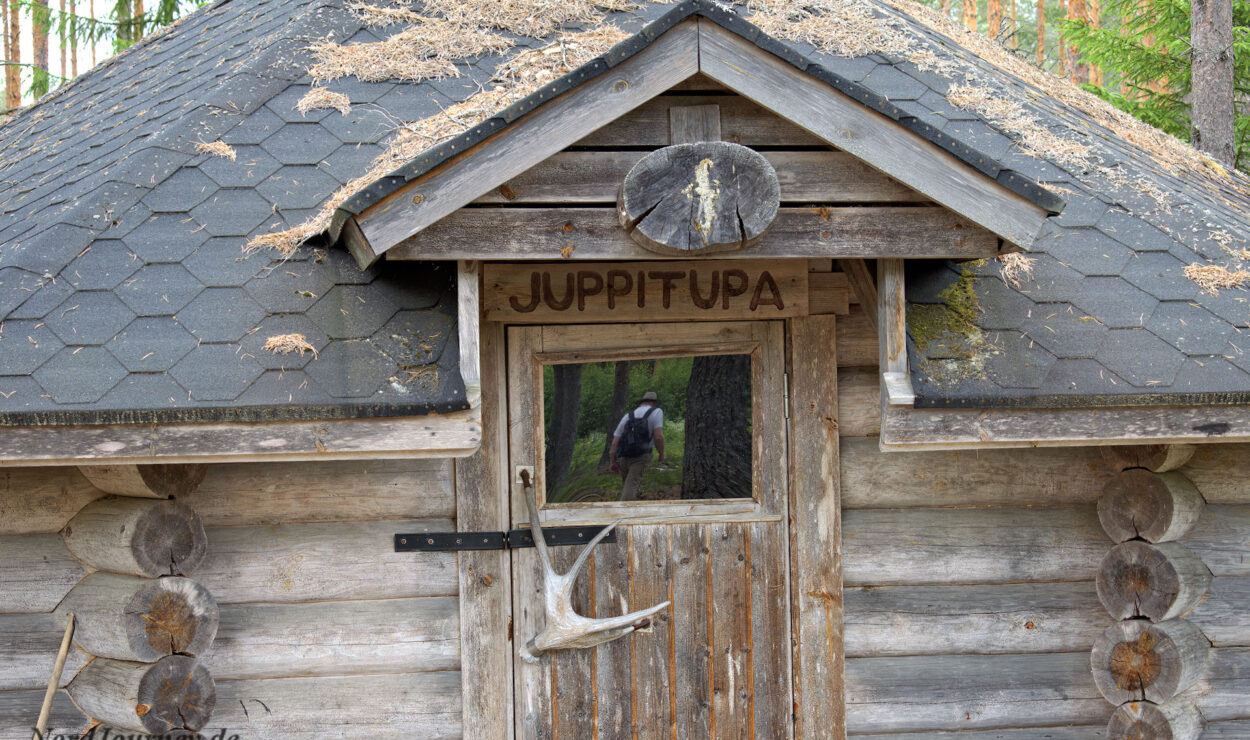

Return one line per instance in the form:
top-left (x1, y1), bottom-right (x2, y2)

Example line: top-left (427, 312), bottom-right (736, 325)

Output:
top-left (518, 470), bottom-right (670, 664)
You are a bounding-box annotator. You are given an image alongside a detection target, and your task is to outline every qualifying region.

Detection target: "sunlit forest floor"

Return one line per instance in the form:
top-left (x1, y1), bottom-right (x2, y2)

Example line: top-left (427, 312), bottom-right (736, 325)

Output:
top-left (549, 420), bottom-right (686, 503)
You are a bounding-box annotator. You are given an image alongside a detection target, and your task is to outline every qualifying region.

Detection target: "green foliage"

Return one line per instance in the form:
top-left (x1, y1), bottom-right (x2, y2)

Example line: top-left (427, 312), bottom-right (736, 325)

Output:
top-left (1063, 0), bottom-right (1250, 169)
top-left (542, 357), bottom-right (694, 439)
top-left (547, 419), bottom-right (687, 503)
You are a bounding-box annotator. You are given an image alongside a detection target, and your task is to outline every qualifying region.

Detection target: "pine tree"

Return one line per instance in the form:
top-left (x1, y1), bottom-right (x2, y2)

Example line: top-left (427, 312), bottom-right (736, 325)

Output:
top-left (3, 0), bottom-right (18, 109)
top-left (1064, 0), bottom-right (1250, 169)
top-left (32, 0), bottom-right (50, 97)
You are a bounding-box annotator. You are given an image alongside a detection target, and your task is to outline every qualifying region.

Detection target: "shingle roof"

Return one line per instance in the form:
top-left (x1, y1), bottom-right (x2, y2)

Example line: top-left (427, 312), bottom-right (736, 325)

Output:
top-left (3, 0), bottom-right (1249, 422)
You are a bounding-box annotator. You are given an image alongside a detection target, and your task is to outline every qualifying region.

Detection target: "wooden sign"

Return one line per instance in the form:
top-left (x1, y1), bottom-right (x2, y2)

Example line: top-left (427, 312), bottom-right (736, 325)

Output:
top-left (484, 261), bottom-right (808, 323)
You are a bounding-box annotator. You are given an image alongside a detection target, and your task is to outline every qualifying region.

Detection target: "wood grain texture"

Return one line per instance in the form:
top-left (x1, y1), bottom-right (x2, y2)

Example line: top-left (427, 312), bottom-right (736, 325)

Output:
top-left (472, 150), bottom-right (928, 205)
top-left (841, 435), bottom-right (1108, 508)
top-left (0, 614), bottom-right (90, 691)
top-left (1190, 577), bottom-right (1250, 647)
top-left (0, 466), bottom-right (101, 535)
top-left (1091, 619), bottom-right (1210, 705)
top-left (837, 367), bottom-right (880, 438)
top-left (207, 597), bottom-right (458, 680)
top-left (1098, 470), bottom-right (1206, 543)
top-left (63, 497), bottom-right (208, 577)
top-left (67, 655), bottom-right (215, 733)
top-left (390, 206), bottom-right (998, 261)
top-left (356, 21), bottom-right (700, 257)
top-left (789, 315), bottom-right (844, 740)
top-left (697, 21), bottom-right (1047, 249)
top-left (838, 260), bottom-right (878, 329)
top-left (1107, 698), bottom-right (1203, 740)
top-left (672, 524), bottom-right (712, 739)
top-left (552, 545), bottom-right (595, 738)
top-left (668, 103), bottom-right (722, 144)
top-left (1206, 721), bottom-right (1250, 739)
top-left (185, 457), bottom-right (454, 526)
top-left (709, 523), bottom-right (751, 740)
top-left (837, 305), bottom-right (877, 368)
top-left (457, 319), bottom-right (512, 740)
top-left (750, 519), bottom-right (790, 740)
top-left (1101, 444), bottom-right (1197, 473)
top-left (196, 519), bottom-right (456, 604)
top-left (458, 260), bottom-right (482, 408)
top-left (76, 464), bottom-right (206, 499)
top-left (212, 672), bottom-right (462, 739)
top-left (842, 507), bottom-right (1107, 585)
top-left (0, 688), bottom-right (89, 737)
top-left (844, 582), bottom-right (1106, 657)
top-left (847, 728), bottom-right (1107, 739)
top-left (577, 93), bottom-right (825, 147)
top-left (844, 651), bottom-right (1109, 733)
top-left (1182, 504), bottom-right (1250, 576)
top-left (1096, 540), bottom-right (1212, 621)
top-left (882, 404), bottom-right (1250, 449)
top-left (0, 409), bottom-right (482, 466)
top-left (1190, 647), bottom-right (1250, 722)
top-left (630, 524), bottom-right (673, 740)
top-left (0, 533), bottom-right (85, 613)
top-left (1175, 444), bottom-right (1250, 503)
top-left (594, 529), bottom-right (633, 738)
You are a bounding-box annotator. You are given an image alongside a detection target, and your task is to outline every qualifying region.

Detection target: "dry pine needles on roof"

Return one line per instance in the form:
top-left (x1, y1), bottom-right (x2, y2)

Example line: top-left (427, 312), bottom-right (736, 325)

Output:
top-left (263, 333), bottom-right (319, 357)
top-left (297, 87), bottom-right (353, 115)
top-left (196, 141), bottom-right (237, 161)
top-left (1184, 264), bottom-right (1250, 296)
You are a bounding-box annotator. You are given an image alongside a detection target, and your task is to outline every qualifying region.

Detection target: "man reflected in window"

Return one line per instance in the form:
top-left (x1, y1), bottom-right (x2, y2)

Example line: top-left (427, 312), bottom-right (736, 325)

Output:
top-left (608, 391), bottom-right (666, 502)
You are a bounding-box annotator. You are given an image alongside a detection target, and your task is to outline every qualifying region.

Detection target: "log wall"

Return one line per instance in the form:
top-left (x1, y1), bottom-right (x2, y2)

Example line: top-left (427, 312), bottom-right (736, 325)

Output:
top-left (838, 330), bottom-right (1250, 738)
top-left (0, 458), bottom-right (461, 739)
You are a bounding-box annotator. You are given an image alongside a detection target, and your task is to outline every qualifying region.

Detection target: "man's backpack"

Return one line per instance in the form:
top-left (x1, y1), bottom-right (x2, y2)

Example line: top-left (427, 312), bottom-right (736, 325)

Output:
top-left (618, 407), bottom-right (657, 458)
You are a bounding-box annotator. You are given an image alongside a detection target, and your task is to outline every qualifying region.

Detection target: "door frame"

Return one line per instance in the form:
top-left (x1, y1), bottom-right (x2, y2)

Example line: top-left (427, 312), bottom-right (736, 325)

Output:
top-left (455, 263), bottom-right (845, 740)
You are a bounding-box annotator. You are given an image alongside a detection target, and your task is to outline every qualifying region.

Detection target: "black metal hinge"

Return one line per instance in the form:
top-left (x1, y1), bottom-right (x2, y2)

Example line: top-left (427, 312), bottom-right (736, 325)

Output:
top-left (394, 526), bottom-right (616, 552)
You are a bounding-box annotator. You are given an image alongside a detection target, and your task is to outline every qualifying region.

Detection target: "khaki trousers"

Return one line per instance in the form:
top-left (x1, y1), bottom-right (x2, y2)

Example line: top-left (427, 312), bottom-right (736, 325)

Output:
top-left (618, 452), bottom-right (652, 502)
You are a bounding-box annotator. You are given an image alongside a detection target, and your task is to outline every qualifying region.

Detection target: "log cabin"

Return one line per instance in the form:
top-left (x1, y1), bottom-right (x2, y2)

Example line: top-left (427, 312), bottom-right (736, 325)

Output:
top-left (2, 0), bottom-right (1250, 738)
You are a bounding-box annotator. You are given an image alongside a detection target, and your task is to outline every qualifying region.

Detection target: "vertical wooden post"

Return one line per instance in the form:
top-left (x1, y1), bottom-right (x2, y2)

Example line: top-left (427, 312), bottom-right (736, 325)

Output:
top-left (458, 261), bottom-right (482, 409)
top-left (788, 315), bottom-right (846, 740)
top-left (877, 259), bottom-right (913, 408)
top-left (456, 317), bottom-right (513, 740)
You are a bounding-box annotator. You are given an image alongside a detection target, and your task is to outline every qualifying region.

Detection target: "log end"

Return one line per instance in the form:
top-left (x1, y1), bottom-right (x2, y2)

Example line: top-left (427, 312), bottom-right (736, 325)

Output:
top-left (1108, 699), bottom-right (1204, 740)
top-left (127, 577), bottom-right (219, 660)
top-left (1101, 445), bottom-right (1196, 473)
top-left (1091, 619), bottom-right (1211, 705)
top-left (137, 655), bottom-right (216, 733)
top-left (132, 501), bottom-right (209, 577)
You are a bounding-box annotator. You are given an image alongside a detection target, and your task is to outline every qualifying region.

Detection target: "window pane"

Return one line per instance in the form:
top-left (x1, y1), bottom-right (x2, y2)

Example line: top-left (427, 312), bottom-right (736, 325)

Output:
top-left (542, 354), bottom-right (753, 503)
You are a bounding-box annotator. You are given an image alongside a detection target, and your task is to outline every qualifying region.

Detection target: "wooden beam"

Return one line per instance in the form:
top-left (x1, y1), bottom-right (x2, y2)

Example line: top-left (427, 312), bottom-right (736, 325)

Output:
top-left (353, 21), bottom-right (701, 263)
top-left (389, 206), bottom-right (999, 261)
top-left (877, 258), bottom-right (914, 407)
top-left (837, 259), bottom-right (877, 329)
top-left (697, 20), bottom-right (1049, 249)
top-left (458, 261), bottom-right (482, 408)
top-left (0, 409), bottom-right (481, 466)
top-left (882, 404), bottom-right (1250, 449)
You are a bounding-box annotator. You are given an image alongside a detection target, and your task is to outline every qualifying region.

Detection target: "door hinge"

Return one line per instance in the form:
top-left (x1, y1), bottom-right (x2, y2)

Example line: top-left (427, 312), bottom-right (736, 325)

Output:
top-left (395, 525), bottom-right (617, 552)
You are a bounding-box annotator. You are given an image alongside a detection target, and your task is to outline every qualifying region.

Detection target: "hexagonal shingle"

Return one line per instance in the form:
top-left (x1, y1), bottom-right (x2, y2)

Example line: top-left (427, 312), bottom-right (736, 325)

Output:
top-left (45, 292), bottom-right (135, 345)
top-left (98, 372), bottom-right (188, 410)
top-left (106, 317), bottom-right (198, 371)
top-left (5, 223), bottom-right (96, 275)
top-left (1170, 357), bottom-right (1250, 394)
top-left (372, 309), bottom-right (453, 366)
top-left (199, 145), bottom-right (282, 188)
top-left (307, 284), bottom-right (398, 339)
top-left (304, 339), bottom-right (396, 398)
top-left (170, 344), bottom-right (264, 401)
top-left (117, 263), bottom-right (205, 315)
top-left (1096, 329), bottom-right (1186, 387)
top-left (7, 277), bottom-right (73, 320)
top-left (1122, 252), bottom-right (1200, 302)
top-left (985, 331), bottom-right (1057, 389)
top-left (1014, 257), bottom-right (1084, 304)
top-left (0, 321), bottom-right (60, 374)
top-left (245, 261), bottom-right (334, 313)
top-left (122, 212), bottom-right (209, 263)
top-left (64, 240), bottom-right (142, 291)
top-left (142, 168), bottom-right (217, 212)
top-left (183, 237), bottom-right (267, 287)
top-left (1041, 229), bottom-right (1136, 277)
top-left (189, 190), bottom-right (275, 237)
top-left (0, 267), bottom-right (44, 316)
top-left (1072, 277), bottom-right (1158, 329)
top-left (34, 346), bottom-right (127, 403)
top-left (1021, 305), bottom-right (1109, 359)
top-left (1146, 301), bottom-right (1234, 356)
top-left (235, 369), bottom-right (336, 406)
top-left (975, 278), bottom-right (1035, 331)
top-left (256, 166), bottom-right (341, 210)
top-left (318, 107), bottom-right (395, 145)
top-left (177, 288), bottom-right (266, 342)
top-left (260, 123), bottom-right (342, 166)
top-left (240, 313), bottom-right (330, 370)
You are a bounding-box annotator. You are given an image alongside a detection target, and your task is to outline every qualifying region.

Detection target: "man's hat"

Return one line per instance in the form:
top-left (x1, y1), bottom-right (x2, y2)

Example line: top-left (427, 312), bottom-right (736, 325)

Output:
top-left (640, 391), bottom-right (659, 402)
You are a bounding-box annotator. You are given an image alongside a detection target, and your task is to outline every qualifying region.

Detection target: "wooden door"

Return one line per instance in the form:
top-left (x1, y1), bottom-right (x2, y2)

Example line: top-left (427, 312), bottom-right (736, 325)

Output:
top-left (507, 321), bottom-right (792, 739)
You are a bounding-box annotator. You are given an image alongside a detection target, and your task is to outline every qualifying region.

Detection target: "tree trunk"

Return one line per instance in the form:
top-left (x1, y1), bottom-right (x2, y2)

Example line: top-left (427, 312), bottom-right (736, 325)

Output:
top-left (989, 0), bottom-right (1003, 39)
top-left (1190, 0), bottom-right (1236, 165)
top-left (545, 363), bottom-right (582, 495)
top-left (59, 0), bottom-right (65, 80)
top-left (66, 655), bottom-right (215, 733)
top-left (962, 0), bottom-right (977, 32)
top-left (69, 0), bottom-right (76, 77)
top-left (63, 497), bottom-right (209, 577)
top-left (134, 0), bottom-right (143, 38)
top-left (32, 0), bottom-right (49, 97)
top-left (1097, 540), bottom-right (1212, 621)
top-left (1098, 470), bottom-right (1205, 543)
top-left (598, 361), bottom-right (632, 469)
top-left (941, 0), bottom-right (950, 17)
top-left (1, 0), bottom-right (13, 108)
top-left (1036, 0), bottom-right (1046, 66)
top-left (1067, 0), bottom-right (1090, 83)
top-left (682, 354), bottom-right (751, 499)
top-left (56, 573), bottom-right (219, 662)
top-left (1091, 618), bottom-right (1210, 705)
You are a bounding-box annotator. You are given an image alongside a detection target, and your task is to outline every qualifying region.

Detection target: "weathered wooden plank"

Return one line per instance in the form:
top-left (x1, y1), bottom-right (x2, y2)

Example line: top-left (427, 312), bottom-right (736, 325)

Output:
top-left (1204, 721), bottom-right (1250, 739)
top-left (207, 597), bottom-right (458, 680)
top-left (196, 519), bottom-right (456, 604)
top-left (458, 260), bottom-right (482, 408)
top-left (838, 259), bottom-right (878, 329)
top-left (698, 22), bottom-right (1048, 249)
top-left (185, 457), bottom-right (453, 526)
top-left (552, 545), bottom-right (595, 738)
top-left (212, 672), bottom-right (462, 739)
top-left (576, 93), bottom-right (825, 147)
top-left (0, 614), bottom-right (90, 691)
top-left (750, 520), bottom-right (790, 740)
top-left (810, 271), bottom-right (851, 316)
top-left (594, 529), bottom-right (633, 738)
top-left (76, 464), bottom-right (206, 499)
top-left (0, 689), bottom-right (89, 738)
top-left (837, 304), bottom-right (878, 368)
top-left (390, 206), bottom-right (999, 261)
top-left (848, 727), bottom-right (1107, 739)
top-left (877, 258), bottom-right (913, 407)
top-left (0, 534), bottom-right (86, 613)
top-left (456, 319), bottom-right (512, 740)
top-left (841, 436), bottom-right (1109, 508)
top-left (483, 260), bottom-right (809, 324)
top-left (672, 525), bottom-right (711, 739)
top-left (473, 150), bottom-right (928, 205)
top-left (844, 582), bottom-right (1105, 658)
top-left (669, 103), bottom-right (722, 145)
top-left (0, 409), bottom-right (482, 466)
top-left (630, 524), bottom-right (673, 740)
top-left (838, 367), bottom-right (880, 438)
top-left (789, 315), bottom-right (844, 740)
top-left (1190, 577), bottom-right (1250, 647)
top-left (1189, 647), bottom-right (1250, 722)
top-left (842, 507), bottom-right (1107, 586)
top-left (1183, 504), bottom-right (1250, 577)
top-left (709, 523), bottom-right (751, 740)
top-left (0, 467), bottom-right (101, 535)
top-left (1179, 444), bottom-right (1250, 503)
top-left (356, 22), bottom-right (700, 260)
top-left (882, 403), bottom-right (1250, 449)
top-left (844, 652), bottom-right (1110, 733)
